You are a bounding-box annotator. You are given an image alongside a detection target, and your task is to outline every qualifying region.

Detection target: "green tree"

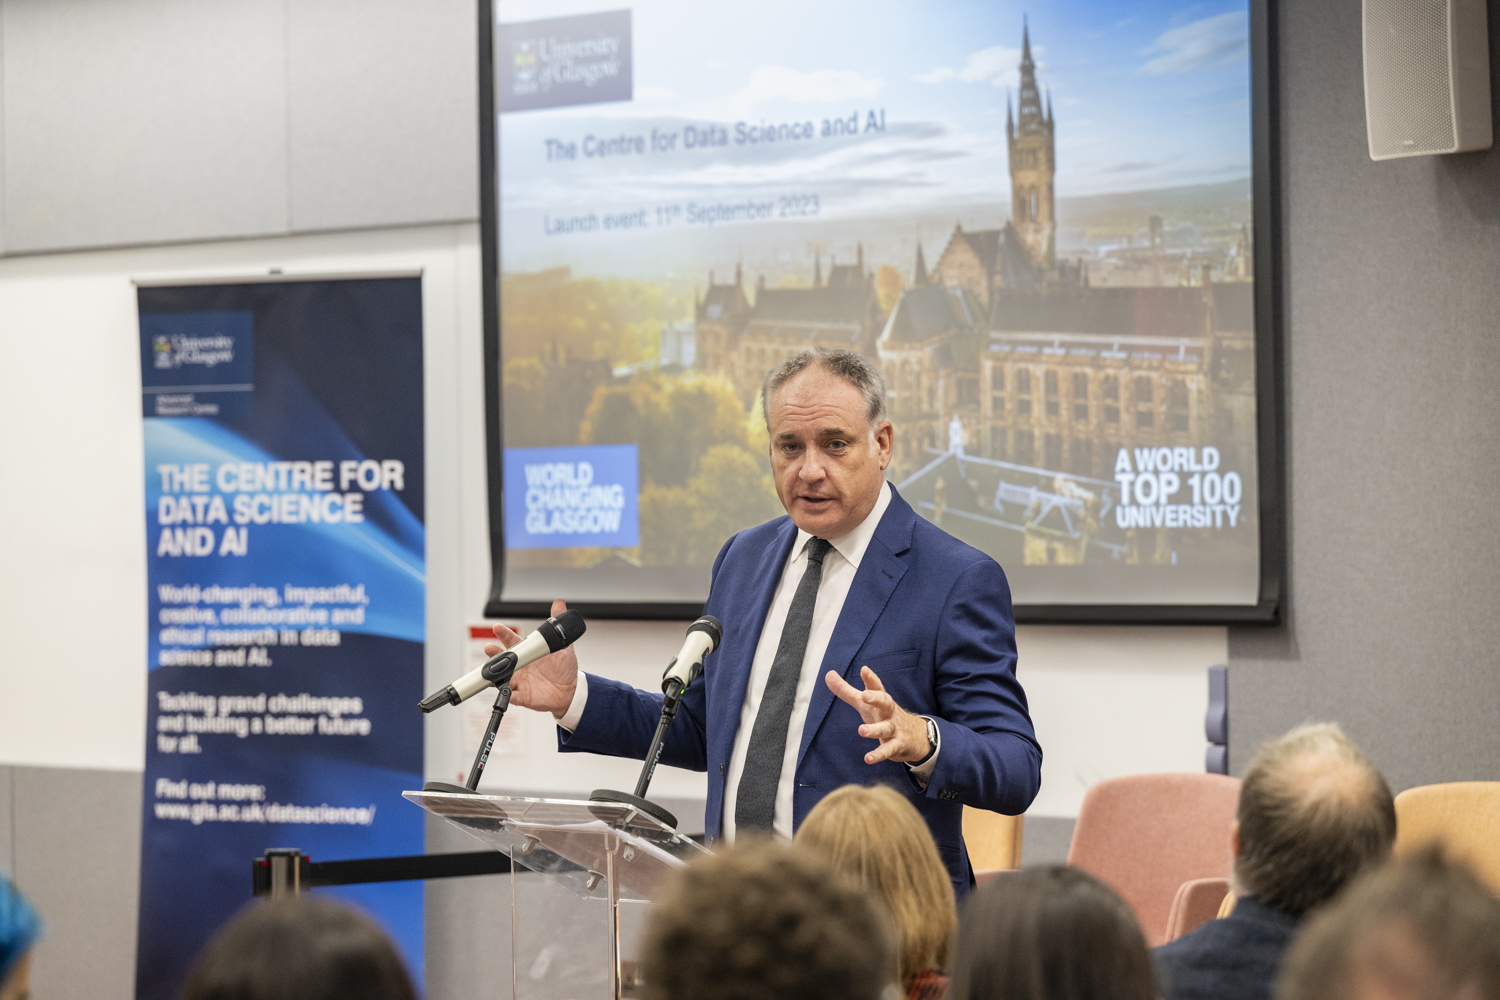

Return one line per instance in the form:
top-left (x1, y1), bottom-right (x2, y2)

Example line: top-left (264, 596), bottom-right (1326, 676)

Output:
top-left (644, 376), bottom-right (748, 487)
top-left (503, 357), bottom-right (550, 445)
top-left (580, 373), bottom-right (748, 488)
top-left (638, 485), bottom-right (696, 566)
top-left (501, 268), bottom-right (690, 363)
top-left (685, 444), bottom-right (784, 562)
top-left (578, 381), bottom-right (651, 450)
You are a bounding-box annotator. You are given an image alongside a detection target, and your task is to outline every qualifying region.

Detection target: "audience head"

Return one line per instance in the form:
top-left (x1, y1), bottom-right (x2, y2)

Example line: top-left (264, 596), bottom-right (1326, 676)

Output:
top-left (796, 783), bottom-right (957, 990)
top-left (1279, 847), bottom-right (1500, 1000)
top-left (949, 865), bottom-right (1155, 1000)
top-left (179, 896), bottom-right (415, 1000)
top-left (0, 878), bottom-right (40, 1000)
top-left (641, 837), bottom-right (895, 1000)
top-left (1235, 722), bottom-right (1396, 916)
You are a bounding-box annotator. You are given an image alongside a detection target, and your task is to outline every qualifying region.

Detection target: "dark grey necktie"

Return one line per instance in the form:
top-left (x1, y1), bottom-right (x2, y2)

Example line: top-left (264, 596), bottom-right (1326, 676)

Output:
top-left (735, 536), bottom-right (833, 833)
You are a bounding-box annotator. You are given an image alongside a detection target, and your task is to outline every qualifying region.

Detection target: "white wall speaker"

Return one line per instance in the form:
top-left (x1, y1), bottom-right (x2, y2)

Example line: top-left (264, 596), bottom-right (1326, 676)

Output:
top-left (1363, 0), bottom-right (1493, 159)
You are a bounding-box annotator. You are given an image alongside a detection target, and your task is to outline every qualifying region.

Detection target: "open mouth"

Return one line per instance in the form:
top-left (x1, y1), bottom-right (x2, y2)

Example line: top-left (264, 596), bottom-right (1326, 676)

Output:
top-left (798, 496), bottom-right (836, 509)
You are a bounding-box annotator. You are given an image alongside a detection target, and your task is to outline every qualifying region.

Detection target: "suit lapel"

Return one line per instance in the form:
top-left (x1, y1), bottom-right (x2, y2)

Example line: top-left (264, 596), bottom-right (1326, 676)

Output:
top-left (713, 519), bottom-right (799, 748)
top-left (796, 486), bottom-right (916, 769)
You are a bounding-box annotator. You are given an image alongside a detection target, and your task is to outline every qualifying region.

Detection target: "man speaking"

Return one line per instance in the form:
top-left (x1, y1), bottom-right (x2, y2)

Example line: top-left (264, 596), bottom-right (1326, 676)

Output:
top-left (489, 349), bottom-right (1041, 894)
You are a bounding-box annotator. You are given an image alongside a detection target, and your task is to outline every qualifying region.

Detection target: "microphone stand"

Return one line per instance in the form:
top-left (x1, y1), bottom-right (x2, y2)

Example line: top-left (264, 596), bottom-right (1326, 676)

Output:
top-left (589, 676), bottom-right (689, 830)
top-left (422, 656), bottom-right (518, 796)
top-left (464, 684), bottom-right (512, 790)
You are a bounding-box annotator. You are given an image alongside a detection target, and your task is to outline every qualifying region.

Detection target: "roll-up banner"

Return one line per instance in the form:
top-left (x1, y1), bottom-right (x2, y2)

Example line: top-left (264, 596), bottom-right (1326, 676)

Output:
top-left (133, 276), bottom-right (426, 1000)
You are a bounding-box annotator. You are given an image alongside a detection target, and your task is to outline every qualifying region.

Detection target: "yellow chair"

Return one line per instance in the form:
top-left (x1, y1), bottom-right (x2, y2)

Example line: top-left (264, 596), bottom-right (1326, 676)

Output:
top-left (964, 807), bottom-right (1023, 882)
top-left (1163, 877), bottom-right (1231, 942)
top-left (1394, 781), bottom-right (1500, 895)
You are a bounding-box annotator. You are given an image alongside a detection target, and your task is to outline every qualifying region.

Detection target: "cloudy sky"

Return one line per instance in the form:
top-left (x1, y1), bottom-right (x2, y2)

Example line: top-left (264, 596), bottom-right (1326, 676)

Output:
top-left (496, 0), bottom-right (1251, 268)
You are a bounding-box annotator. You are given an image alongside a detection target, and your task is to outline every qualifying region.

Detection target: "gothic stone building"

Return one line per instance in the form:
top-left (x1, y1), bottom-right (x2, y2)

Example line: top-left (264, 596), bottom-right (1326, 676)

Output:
top-left (693, 254), bottom-right (883, 411)
top-left (878, 280), bottom-right (1255, 484)
top-left (927, 23), bottom-right (1057, 306)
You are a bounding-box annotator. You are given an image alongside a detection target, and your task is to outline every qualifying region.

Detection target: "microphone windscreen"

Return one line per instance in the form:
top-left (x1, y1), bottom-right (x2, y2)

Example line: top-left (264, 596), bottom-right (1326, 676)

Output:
top-left (541, 608), bottom-right (588, 651)
top-left (687, 615), bottom-right (723, 651)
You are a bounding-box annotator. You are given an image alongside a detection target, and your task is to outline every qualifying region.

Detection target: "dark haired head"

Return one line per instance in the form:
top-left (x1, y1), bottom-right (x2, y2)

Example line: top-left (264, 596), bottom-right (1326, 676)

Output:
top-left (1279, 846), bottom-right (1500, 1000)
top-left (1235, 723), bottom-right (1395, 915)
top-left (949, 866), bottom-right (1155, 1000)
top-left (179, 897), bottom-right (415, 1000)
top-left (641, 837), bottom-right (894, 1000)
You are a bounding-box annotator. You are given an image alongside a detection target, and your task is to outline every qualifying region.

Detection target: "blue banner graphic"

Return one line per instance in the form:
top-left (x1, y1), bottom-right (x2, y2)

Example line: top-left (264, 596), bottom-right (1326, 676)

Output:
top-left (504, 443), bottom-right (639, 549)
top-left (134, 278), bottom-right (425, 1000)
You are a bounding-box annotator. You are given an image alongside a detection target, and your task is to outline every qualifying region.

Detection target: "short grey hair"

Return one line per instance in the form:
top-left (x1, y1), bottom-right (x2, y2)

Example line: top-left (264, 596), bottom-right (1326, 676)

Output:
top-left (761, 349), bottom-right (888, 430)
top-left (1235, 722), bottom-right (1396, 916)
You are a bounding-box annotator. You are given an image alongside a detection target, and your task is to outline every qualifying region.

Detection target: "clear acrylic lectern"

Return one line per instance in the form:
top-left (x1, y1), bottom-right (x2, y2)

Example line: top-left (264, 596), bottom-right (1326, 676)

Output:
top-left (405, 790), bottom-right (710, 1000)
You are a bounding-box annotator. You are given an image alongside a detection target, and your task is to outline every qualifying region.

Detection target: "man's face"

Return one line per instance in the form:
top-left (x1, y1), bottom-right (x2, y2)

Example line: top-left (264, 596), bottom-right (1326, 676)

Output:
top-left (766, 367), bottom-right (893, 539)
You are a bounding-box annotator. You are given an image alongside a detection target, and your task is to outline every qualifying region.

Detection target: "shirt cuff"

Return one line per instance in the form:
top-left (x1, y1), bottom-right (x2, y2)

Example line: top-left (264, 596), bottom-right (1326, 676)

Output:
top-left (555, 672), bottom-right (589, 732)
top-left (908, 717), bottom-right (940, 784)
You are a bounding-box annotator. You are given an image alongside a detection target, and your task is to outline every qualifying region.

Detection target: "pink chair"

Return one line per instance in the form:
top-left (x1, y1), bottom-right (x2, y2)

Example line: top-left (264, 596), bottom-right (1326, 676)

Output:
top-left (1066, 773), bottom-right (1241, 946)
top-left (1163, 877), bottom-right (1232, 942)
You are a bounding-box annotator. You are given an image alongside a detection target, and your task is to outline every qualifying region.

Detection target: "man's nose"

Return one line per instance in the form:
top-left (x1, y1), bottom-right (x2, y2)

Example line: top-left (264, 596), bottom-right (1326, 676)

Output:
top-left (799, 450), bottom-right (826, 480)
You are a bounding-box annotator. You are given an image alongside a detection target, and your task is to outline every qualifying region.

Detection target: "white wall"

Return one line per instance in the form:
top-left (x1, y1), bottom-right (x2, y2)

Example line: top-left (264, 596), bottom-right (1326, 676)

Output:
top-left (1019, 625), bottom-right (1225, 817)
top-left (0, 222), bottom-right (1224, 817)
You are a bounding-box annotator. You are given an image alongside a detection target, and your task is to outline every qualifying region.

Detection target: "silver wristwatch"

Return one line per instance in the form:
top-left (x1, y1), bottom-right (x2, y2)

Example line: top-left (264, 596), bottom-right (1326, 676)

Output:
top-left (908, 716), bottom-right (939, 768)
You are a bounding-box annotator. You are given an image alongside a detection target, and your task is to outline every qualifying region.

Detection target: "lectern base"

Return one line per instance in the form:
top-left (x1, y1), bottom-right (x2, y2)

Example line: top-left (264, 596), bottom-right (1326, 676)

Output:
top-left (589, 789), bottom-right (678, 830)
top-left (422, 780), bottom-right (477, 795)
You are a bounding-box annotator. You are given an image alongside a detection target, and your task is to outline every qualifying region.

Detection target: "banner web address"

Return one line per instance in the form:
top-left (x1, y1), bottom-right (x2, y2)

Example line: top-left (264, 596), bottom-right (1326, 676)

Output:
top-left (152, 801), bottom-right (377, 826)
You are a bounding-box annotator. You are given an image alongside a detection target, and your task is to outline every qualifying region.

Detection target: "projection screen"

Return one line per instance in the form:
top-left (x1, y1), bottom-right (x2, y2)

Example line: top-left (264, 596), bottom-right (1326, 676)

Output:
top-left (481, 0), bottom-right (1283, 623)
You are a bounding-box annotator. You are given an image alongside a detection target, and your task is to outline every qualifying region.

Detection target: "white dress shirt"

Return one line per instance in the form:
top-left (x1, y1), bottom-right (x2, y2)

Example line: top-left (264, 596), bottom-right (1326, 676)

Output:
top-left (558, 480), bottom-right (937, 841)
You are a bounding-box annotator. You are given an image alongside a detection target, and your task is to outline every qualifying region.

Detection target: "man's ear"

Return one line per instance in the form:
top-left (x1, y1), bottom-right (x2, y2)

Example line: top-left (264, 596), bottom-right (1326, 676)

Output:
top-left (1230, 820), bottom-right (1241, 859)
top-left (875, 420), bottom-right (894, 470)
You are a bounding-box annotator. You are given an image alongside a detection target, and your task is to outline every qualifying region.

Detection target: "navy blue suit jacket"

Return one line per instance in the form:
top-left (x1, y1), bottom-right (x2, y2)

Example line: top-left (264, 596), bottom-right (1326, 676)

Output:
top-left (1153, 896), bottom-right (1302, 1000)
top-left (558, 486), bottom-right (1042, 894)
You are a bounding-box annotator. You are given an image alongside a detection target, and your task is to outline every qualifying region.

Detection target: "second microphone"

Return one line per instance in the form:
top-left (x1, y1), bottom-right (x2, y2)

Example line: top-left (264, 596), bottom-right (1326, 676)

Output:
top-left (418, 609), bottom-right (587, 713)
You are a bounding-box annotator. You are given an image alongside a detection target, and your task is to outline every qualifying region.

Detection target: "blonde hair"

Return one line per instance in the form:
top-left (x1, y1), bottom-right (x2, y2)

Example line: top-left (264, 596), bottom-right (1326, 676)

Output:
top-left (796, 784), bottom-right (956, 989)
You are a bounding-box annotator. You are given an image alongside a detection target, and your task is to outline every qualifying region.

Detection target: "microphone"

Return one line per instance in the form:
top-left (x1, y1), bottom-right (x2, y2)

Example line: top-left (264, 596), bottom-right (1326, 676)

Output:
top-left (419, 609), bottom-right (587, 713)
top-left (588, 615), bottom-right (725, 830)
top-left (661, 616), bottom-right (722, 697)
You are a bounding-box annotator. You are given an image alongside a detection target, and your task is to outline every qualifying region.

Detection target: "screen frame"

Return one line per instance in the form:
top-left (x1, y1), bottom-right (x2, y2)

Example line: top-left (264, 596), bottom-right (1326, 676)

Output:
top-left (477, 0), bottom-right (1285, 626)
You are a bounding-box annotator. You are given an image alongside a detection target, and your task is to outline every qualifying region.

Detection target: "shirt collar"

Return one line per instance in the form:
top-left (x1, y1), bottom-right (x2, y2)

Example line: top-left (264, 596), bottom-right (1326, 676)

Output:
top-left (793, 480), bottom-right (892, 570)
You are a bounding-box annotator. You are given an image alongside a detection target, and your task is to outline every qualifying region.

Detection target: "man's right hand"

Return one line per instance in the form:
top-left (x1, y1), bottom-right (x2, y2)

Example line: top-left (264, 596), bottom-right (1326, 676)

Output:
top-left (485, 598), bottom-right (579, 717)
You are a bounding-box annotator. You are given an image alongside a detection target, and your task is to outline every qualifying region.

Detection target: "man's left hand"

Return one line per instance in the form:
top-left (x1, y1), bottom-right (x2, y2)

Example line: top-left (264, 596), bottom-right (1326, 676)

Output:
top-left (825, 666), bottom-right (932, 764)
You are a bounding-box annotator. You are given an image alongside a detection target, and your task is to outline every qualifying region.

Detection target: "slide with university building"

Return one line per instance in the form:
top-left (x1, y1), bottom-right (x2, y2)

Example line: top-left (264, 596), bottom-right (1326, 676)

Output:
top-left (493, 0), bottom-right (1258, 608)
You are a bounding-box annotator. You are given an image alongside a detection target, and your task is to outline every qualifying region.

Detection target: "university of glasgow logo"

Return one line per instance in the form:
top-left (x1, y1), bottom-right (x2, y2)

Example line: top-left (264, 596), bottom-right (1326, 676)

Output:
top-left (512, 40), bottom-right (538, 89)
top-left (139, 310), bottom-right (254, 418)
top-left (496, 9), bottom-right (632, 113)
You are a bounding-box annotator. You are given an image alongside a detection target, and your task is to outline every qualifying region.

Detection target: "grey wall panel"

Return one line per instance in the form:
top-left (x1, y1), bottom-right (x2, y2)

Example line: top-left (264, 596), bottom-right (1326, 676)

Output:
top-left (1, 0), bottom-right (289, 254)
top-left (0, 765), bottom-right (12, 878)
top-left (287, 0), bottom-right (479, 232)
top-left (1020, 815), bottom-right (1074, 868)
top-left (1228, 3), bottom-right (1500, 790)
top-left (12, 766), bottom-right (141, 1000)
